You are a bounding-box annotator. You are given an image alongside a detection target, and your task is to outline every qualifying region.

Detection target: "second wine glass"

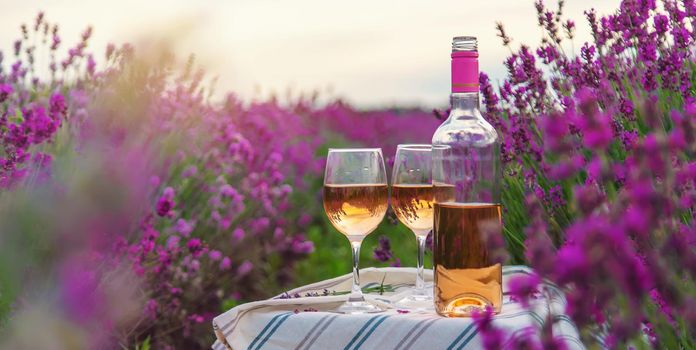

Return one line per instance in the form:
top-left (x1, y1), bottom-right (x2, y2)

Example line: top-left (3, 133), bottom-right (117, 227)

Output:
top-left (390, 144), bottom-right (434, 310)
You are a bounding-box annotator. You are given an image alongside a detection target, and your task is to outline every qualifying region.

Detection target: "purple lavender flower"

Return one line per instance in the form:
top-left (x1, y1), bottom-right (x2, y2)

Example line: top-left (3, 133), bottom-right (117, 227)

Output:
top-left (181, 165), bottom-right (197, 178)
top-left (472, 306), bottom-right (506, 350)
top-left (237, 260), bottom-right (253, 276)
top-left (508, 274), bottom-right (542, 307)
top-left (156, 187), bottom-right (175, 217)
top-left (86, 54), bottom-right (96, 76)
top-left (186, 238), bottom-right (203, 257)
top-left (0, 83), bottom-right (12, 102)
top-left (145, 299), bottom-right (158, 320)
top-left (231, 227), bottom-right (245, 241)
top-left (290, 235), bottom-right (314, 254)
top-left (554, 244), bottom-right (589, 285)
top-left (219, 257), bottom-right (232, 271)
top-left (208, 250), bottom-right (222, 261)
top-left (373, 235), bottom-right (392, 262)
top-left (175, 218), bottom-right (195, 237)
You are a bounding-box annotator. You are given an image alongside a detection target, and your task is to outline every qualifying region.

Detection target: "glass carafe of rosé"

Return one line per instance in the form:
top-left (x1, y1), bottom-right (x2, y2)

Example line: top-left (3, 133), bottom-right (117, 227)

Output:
top-left (432, 36), bottom-right (502, 317)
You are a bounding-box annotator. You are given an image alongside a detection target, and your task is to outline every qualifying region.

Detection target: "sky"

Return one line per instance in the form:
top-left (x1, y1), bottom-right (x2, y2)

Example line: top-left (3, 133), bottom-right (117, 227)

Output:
top-left (0, 0), bottom-right (620, 108)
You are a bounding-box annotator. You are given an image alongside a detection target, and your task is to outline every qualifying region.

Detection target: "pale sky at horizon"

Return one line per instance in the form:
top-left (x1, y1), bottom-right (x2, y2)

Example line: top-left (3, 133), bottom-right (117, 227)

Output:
top-left (0, 0), bottom-right (620, 108)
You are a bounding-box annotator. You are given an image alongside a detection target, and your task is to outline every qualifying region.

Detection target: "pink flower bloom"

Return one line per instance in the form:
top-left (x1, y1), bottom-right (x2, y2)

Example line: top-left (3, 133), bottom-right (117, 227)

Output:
top-left (86, 54), bottom-right (96, 75)
top-left (291, 238), bottom-right (314, 254)
top-left (508, 274), bottom-right (542, 307)
top-left (219, 257), bottom-right (231, 271)
top-left (149, 176), bottom-right (161, 188)
top-left (273, 227), bottom-right (284, 239)
top-left (188, 314), bottom-right (204, 324)
top-left (298, 214), bottom-right (312, 227)
top-left (182, 165), bottom-right (197, 178)
top-left (156, 187), bottom-right (175, 217)
top-left (208, 250), bottom-right (222, 261)
top-left (145, 299), bottom-right (158, 320)
top-left (220, 184), bottom-right (240, 199)
top-left (237, 260), bottom-right (253, 276)
top-left (0, 83), bottom-right (13, 103)
top-left (189, 259), bottom-right (200, 271)
top-left (186, 238), bottom-right (203, 257)
top-left (176, 218), bottom-right (194, 237)
top-left (232, 228), bottom-right (245, 241)
top-left (166, 235), bottom-right (180, 250)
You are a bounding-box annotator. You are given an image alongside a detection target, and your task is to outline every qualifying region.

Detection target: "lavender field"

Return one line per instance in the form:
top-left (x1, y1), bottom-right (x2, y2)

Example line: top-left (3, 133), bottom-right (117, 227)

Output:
top-left (1, 0), bottom-right (695, 349)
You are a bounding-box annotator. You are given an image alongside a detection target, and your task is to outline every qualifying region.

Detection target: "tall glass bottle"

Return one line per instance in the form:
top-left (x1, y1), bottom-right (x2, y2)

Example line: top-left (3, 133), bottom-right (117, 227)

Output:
top-left (432, 36), bottom-right (502, 317)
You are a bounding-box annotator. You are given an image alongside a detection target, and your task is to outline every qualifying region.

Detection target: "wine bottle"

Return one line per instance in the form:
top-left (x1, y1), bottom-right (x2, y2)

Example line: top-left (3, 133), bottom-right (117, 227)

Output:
top-left (432, 36), bottom-right (503, 317)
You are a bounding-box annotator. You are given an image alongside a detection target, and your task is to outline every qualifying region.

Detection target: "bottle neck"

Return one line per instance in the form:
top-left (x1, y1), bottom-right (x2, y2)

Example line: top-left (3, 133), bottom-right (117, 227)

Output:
top-left (451, 50), bottom-right (479, 94)
top-left (450, 92), bottom-right (480, 114)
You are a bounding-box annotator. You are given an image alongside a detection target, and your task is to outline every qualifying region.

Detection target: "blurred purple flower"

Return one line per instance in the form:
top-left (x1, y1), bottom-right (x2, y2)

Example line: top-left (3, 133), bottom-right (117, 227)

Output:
top-left (0, 83), bottom-right (12, 102)
top-left (208, 250), bottom-right (222, 261)
top-left (237, 260), bottom-right (253, 276)
top-left (156, 187), bottom-right (175, 217)
top-left (145, 299), bottom-right (158, 320)
top-left (186, 238), bottom-right (203, 257)
top-left (473, 306), bottom-right (506, 350)
top-left (373, 235), bottom-right (392, 262)
top-left (219, 257), bottom-right (232, 271)
top-left (231, 227), bottom-right (245, 241)
top-left (508, 274), bottom-right (542, 307)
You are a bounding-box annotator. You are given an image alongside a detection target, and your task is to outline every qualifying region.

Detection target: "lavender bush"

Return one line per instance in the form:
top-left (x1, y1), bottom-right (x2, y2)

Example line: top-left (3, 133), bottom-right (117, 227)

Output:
top-left (0, 12), bottom-right (438, 349)
top-left (468, 0), bottom-right (695, 348)
top-left (1, 0), bottom-right (693, 348)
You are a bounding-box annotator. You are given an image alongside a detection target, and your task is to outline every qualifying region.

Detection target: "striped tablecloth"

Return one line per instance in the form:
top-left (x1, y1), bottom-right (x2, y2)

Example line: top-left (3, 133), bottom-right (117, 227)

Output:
top-left (212, 266), bottom-right (585, 350)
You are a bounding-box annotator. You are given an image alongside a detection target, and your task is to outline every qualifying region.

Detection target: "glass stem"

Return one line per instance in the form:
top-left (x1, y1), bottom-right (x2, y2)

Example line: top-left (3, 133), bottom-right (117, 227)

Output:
top-left (348, 240), bottom-right (364, 302)
top-left (415, 234), bottom-right (427, 294)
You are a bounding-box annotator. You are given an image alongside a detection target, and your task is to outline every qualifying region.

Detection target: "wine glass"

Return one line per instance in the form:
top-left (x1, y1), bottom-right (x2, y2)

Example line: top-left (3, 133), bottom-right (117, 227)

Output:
top-left (390, 144), bottom-right (434, 309)
top-left (323, 148), bottom-right (388, 314)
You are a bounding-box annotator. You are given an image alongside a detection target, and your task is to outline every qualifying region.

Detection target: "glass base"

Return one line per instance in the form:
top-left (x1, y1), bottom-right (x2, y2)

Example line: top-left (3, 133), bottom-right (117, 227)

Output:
top-left (331, 300), bottom-right (386, 314)
top-left (393, 290), bottom-right (433, 311)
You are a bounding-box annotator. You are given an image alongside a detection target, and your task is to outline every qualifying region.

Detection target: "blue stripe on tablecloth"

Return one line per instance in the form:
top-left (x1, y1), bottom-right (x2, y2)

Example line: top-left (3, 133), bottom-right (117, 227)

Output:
top-left (254, 312), bottom-right (293, 350)
top-left (247, 312), bottom-right (291, 350)
top-left (303, 314), bottom-right (339, 349)
top-left (394, 317), bottom-right (431, 349)
top-left (352, 315), bottom-right (389, 350)
top-left (402, 318), bottom-right (439, 350)
top-left (447, 323), bottom-right (475, 350)
top-left (343, 316), bottom-right (379, 350)
top-left (343, 315), bottom-right (382, 350)
top-left (554, 314), bottom-right (580, 332)
top-left (528, 311), bottom-right (544, 326)
top-left (496, 310), bottom-right (544, 326)
top-left (294, 314), bottom-right (331, 350)
top-left (456, 326), bottom-right (480, 350)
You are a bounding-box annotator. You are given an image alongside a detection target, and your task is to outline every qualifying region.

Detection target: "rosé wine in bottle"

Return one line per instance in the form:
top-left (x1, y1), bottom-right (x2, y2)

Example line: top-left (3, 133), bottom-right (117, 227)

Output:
top-left (432, 36), bottom-right (503, 317)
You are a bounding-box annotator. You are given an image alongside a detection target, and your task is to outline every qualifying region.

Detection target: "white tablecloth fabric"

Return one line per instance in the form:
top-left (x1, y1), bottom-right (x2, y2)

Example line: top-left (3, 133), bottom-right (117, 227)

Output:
top-left (212, 266), bottom-right (585, 350)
